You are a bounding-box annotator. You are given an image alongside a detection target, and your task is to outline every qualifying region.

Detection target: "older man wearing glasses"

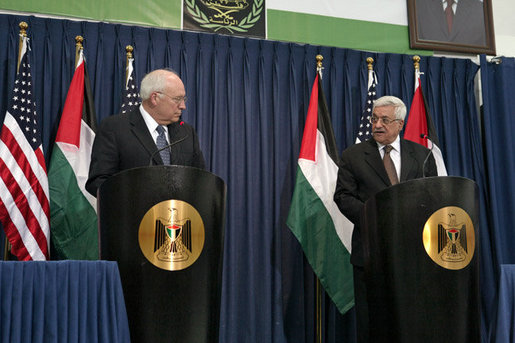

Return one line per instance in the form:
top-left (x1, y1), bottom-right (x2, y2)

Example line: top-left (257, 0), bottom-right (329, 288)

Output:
top-left (86, 69), bottom-right (205, 197)
top-left (333, 95), bottom-right (437, 342)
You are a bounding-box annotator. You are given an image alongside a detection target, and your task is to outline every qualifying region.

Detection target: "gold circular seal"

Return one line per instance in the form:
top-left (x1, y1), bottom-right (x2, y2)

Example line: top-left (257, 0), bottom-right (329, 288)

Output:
top-left (138, 200), bottom-right (205, 271)
top-left (422, 206), bottom-right (475, 270)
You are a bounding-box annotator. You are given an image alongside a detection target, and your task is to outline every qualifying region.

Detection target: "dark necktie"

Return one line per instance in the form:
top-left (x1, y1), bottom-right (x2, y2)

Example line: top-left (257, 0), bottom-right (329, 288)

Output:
top-left (383, 145), bottom-right (399, 185)
top-left (156, 125), bottom-right (170, 165)
top-left (445, 0), bottom-right (454, 33)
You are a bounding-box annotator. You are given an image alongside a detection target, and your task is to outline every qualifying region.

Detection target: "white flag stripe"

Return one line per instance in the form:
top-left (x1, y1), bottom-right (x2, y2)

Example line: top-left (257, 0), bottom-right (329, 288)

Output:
top-left (0, 177), bottom-right (46, 260)
top-left (2, 113), bottom-right (50, 199)
top-left (0, 135), bottom-right (50, 242)
top-left (428, 139), bottom-right (448, 176)
top-left (56, 120), bottom-right (96, 211)
top-left (299, 130), bottom-right (353, 252)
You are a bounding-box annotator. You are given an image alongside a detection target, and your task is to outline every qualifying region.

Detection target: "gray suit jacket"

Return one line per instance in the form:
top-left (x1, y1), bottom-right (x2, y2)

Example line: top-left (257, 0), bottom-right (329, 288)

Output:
top-left (86, 108), bottom-right (205, 196)
top-left (416, 0), bottom-right (486, 46)
top-left (334, 138), bottom-right (437, 266)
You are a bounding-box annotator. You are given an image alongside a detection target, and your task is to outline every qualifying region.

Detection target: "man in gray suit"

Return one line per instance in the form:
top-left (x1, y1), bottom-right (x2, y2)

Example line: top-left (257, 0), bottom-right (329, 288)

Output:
top-left (334, 96), bottom-right (437, 342)
top-left (86, 69), bottom-right (205, 197)
top-left (416, 0), bottom-right (486, 46)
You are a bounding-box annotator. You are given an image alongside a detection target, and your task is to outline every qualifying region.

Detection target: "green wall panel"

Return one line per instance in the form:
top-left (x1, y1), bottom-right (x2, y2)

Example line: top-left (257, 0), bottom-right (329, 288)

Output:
top-left (0, 0), bottom-right (182, 28)
top-left (0, 3), bottom-right (432, 56)
top-left (267, 9), bottom-right (431, 56)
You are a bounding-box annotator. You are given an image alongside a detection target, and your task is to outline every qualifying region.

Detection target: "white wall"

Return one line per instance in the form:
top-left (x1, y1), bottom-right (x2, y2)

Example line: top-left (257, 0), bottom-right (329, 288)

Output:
top-left (268, 0), bottom-right (514, 57)
top-left (491, 0), bottom-right (515, 57)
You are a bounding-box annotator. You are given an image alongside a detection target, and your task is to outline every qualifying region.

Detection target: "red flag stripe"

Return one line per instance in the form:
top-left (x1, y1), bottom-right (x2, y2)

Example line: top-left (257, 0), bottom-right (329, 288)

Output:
top-left (404, 78), bottom-right (428, 146)
top-left (55, 60), bottom-right (85, 146)
top-left (1, 120), bottom-right (51, 216)
top-left (299, 73), bottom-right (319, 162)
top-left (0, 168), bottom-right (48, 260)
top-left (0, 203), bottom-right (31, 260)
top-left (0, 157), bottom-right (49, 259)
top-left (0, 117), bottom-right (50, 260)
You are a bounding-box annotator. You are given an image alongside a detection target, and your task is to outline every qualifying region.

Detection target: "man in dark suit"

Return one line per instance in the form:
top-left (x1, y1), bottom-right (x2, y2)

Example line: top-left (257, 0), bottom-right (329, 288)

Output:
top-left (416, 0), bottom-right (486, 46)
top-left (86, 69), bottom-right (205, 197)
top-left (334, 96), bottom-right (437, 342)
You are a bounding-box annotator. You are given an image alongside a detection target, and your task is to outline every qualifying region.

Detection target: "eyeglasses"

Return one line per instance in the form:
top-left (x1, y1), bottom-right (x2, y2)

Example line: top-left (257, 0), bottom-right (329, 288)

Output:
top-left (369, 116), bottom-right (401, 125)
top-left (156, 92), bottom-right (187, 104)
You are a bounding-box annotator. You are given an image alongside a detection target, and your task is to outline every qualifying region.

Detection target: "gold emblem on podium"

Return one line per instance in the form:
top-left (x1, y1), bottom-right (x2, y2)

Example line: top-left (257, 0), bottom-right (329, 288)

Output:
top-left (422, 206), bottom-right (475, 270)
top-left (139, 200), bottom-right (205, 271)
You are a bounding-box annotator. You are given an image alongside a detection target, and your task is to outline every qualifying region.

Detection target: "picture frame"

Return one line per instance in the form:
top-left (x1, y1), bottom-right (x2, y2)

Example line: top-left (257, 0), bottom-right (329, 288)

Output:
top-left (407, 0), bottom-right (496, 55)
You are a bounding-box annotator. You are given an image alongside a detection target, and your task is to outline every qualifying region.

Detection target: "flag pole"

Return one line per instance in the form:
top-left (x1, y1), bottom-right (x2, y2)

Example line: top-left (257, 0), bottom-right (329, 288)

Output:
top-left (75, 35), bottom-right (83, 67)
top-left (4, 22), bottom-right (27, 260)
top-left (16, 21), bottom-right (27, 73)
top-left (315, 53), bottom-right (323, 343)
top-left (125, 45), bottom-right (134, 85)
top-left (413, 55), bottom-right (421, 87)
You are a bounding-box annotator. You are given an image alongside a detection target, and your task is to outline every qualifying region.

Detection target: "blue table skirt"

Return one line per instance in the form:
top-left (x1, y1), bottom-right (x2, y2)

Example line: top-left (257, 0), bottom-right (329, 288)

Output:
top-left (0, 260), bottom-right (130, 343)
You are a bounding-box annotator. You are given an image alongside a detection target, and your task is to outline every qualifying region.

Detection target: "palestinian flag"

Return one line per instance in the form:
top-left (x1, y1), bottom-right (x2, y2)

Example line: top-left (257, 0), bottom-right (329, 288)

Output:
top-left (404, 72), bottom-right (447, 176)
top-left (287, 72), bottom-right (354, 314)
top-left (48, 50), bottom-right (98, 259)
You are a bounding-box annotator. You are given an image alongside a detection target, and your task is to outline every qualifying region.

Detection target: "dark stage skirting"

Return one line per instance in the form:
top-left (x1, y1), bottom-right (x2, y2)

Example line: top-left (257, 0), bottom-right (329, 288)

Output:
top-left (0, 260), bottom-right (130, 342)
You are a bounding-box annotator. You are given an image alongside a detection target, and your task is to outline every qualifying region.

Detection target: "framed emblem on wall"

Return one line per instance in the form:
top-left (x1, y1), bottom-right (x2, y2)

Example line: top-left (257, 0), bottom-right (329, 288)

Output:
top-left (183, 0), bottom-right (266, 38)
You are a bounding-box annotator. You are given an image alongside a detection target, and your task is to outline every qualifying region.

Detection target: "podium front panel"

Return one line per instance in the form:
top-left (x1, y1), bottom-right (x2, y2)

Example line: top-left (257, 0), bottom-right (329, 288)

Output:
top-left (361, 176), bottom-right (479, 343)
top-left (98, 166), bottom-right (226, 343)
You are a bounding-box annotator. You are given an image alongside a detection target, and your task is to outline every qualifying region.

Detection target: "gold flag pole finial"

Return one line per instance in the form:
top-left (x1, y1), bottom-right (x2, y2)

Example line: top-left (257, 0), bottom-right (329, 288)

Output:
top-left (17, 22), bottom-right (28, 72)
top-left (125, 45), bottom-right (134, 83)
top-left (126, 45), bottom-right (134, 59)
top-left (366, 57), bottom-right (374, 71)
top-left (413, 55), bottom-right (421, 72)
top-left (316, 54), bottom-right (323, 74)
top-left (75, 36), bottom-right (84, 67)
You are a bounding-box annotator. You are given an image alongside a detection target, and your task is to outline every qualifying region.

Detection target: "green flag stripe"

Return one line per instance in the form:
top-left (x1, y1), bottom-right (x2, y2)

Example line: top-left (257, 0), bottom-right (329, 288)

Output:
top-left (287, 166), bottom-right (354, 313)
top-left (49, 146), bottom-right (98, 259)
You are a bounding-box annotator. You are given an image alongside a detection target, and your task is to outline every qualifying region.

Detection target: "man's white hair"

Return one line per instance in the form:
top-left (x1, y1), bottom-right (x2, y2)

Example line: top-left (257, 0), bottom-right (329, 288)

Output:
top-left (139, 68), bottom-right (179, 101)
top-left (372, 96), bottom-right (407, 120)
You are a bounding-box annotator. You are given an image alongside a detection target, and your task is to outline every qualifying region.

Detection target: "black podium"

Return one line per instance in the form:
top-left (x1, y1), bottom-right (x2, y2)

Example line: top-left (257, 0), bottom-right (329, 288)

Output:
top-left (97, 166), bottom-right (226, 343)
top-left (361, 176), bottom-right (479, 342)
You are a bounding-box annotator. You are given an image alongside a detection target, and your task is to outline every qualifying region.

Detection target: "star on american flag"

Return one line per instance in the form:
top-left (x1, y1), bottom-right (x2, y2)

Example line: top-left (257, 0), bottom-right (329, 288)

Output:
top-left (356, 72), bottom-right (377, 143)
top-left (120, 58), bottom-right (141, 114)
top-left (11, 62), bottom-right (41, 149)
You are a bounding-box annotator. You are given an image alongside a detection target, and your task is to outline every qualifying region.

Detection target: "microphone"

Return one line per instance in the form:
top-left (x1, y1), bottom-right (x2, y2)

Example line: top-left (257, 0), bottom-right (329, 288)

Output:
top-left (420, 133), bottom-right (434, 178)
top-left (148, 135), bottom-right (188, 166)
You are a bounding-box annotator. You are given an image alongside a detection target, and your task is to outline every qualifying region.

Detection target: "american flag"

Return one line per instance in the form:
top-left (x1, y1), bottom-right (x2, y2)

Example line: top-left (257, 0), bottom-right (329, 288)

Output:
top-left (0, 36), bottom-right (50, 260)
top-left (355, 70), bottom-right (377, 143)
top-left (120, 57), bottom-right (140, 114)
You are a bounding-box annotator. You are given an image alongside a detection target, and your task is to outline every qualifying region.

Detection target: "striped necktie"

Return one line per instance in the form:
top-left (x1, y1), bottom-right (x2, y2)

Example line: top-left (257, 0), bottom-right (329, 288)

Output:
top-left (156, 125), bottom-right (170, 165)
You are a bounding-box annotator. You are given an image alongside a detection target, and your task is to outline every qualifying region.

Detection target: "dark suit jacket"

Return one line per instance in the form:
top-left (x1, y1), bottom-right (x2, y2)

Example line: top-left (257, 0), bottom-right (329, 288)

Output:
top-left (416, 0), bottom-right (486, 46)
top-left (334, 138), bottom-right (437, 266)
top-left (86, 108), bottom-right (205, 196)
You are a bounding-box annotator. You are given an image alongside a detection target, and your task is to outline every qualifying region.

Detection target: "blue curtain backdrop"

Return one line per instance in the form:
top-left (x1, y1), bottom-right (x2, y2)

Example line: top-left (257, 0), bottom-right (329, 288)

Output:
top-left (0, 13), bottom-right (498, 342)
top-left (480, 55), bottom-right (515, 342)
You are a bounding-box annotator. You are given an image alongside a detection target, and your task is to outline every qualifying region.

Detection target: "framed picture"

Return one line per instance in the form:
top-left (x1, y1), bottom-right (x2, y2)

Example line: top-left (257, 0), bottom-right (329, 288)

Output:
top-left (407, 0), bottom-right (496, 55)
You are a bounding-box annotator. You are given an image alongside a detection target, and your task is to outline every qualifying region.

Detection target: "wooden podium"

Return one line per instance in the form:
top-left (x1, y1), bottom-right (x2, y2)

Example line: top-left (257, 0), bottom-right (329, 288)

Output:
top-left (361, 176), bottom-right (480, 342)
top-left (98, 166), bottom-right (226, 343)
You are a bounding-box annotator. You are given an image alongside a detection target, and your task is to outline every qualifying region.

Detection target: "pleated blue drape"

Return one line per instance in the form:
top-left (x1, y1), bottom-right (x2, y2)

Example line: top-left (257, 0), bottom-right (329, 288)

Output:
top-left (480, 55), bottom-right (515, 342)
top-left (0, 13), bottom-right (495, 342)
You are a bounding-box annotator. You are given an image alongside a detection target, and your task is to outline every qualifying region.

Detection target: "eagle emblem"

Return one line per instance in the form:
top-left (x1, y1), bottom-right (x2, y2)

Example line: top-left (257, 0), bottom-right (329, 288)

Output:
top-left (154, 208), bottom-right (192, 262)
